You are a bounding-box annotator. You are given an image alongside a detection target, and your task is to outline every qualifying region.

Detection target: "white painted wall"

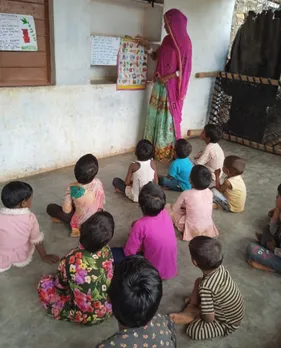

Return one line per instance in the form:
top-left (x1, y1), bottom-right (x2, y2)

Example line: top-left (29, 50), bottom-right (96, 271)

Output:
top-left (0, 0), bottom-right (235, 181)
top-left (164, 0), bottom-right (236, 130)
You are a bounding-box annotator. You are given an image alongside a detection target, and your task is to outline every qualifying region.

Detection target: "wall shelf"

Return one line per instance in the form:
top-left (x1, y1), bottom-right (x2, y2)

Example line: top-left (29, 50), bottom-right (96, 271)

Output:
top-left (91, 0), bottom-right (164, 8)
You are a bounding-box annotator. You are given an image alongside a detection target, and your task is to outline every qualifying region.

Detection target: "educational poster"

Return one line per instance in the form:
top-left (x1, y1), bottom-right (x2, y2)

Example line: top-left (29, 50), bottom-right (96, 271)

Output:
top-left (117, 38), bottom-right (148, 90)
top-left (91, 35), bottom-right (121, 66)
top-left (0, 13), bottom-right (38, 51)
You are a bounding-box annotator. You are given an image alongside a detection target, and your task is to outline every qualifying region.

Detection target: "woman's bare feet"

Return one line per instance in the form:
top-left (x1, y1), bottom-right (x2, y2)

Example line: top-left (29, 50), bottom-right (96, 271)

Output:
top-left (169, 312), bottom-right (194, 325)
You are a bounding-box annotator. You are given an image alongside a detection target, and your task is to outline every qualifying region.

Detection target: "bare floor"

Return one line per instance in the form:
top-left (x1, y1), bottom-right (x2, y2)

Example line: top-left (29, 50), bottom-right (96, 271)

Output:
top-left (1, 139), bottom-right (281, 348)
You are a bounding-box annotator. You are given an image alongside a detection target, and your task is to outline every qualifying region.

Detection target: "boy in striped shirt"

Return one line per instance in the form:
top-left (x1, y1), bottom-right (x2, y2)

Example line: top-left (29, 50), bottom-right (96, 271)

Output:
top-left (170, 236), bottom-right (244, 340)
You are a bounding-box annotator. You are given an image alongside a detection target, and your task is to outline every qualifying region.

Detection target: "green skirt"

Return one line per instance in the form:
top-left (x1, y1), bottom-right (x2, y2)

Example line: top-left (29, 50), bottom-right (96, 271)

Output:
top-left (144, 81), bottom-right (176, 163)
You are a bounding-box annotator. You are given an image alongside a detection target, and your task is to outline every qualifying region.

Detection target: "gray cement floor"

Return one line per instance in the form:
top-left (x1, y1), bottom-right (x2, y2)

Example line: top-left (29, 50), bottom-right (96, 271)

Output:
top-left (1, 139), bottom-right (281, 348)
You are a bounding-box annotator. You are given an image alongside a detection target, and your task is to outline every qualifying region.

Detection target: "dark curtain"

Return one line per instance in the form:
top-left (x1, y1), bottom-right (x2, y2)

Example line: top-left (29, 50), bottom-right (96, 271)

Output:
top-left (223, 10), bottom-right (281, 143)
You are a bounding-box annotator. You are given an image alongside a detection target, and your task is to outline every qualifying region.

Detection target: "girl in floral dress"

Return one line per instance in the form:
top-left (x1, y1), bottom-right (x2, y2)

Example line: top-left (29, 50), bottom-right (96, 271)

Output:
top-left (38, 211), bottom-right (114, 325)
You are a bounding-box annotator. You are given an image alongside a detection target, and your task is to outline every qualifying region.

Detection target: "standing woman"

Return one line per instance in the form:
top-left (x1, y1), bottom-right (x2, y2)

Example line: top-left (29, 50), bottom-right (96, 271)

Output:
top-left (139, 9), bottom-right (192, 163)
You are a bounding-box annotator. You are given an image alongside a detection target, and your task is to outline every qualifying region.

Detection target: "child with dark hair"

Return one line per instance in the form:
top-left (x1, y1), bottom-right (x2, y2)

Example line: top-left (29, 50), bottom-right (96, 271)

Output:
top-left (112, 139), bottom-right (158, 202)
top-left (166, 165), bottom-right (219, 241)
top-left (38, 211), bottom-right (114, 325)
top-left (170, 236), bottom-right (244, 340)
top-left (212, 155), bottom-right (247, 212)
top-left (47, 154), bottom-right (105, 237)
top-left (96, 256), bottom-right (177, 348)
top-left (247, 184), bottom-right (281, 273)
top-left (0, 181), bottom-right (59, 272)
top-left (194, 124), bottom-right (225, 182)
top-left (111, 182), bottom-right (177, 280)
top-left (159, 139), bottom-right (193, 191)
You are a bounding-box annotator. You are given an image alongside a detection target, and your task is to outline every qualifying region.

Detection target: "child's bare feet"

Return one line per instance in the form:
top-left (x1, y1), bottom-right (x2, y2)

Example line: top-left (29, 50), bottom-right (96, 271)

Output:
top-left (169, 312), bottom-right (194, 324)
top-left (248, 259), bottom-right (275, 272)
top-left (114, 187), bottom-right (122, 194)
top-left (70, 228), bottom-right (80, 238)
top-left (213, 203), bottom-right (219, 210)
top-left (255, 233), bottom-right (262, 243)
top-left (51, 217), bottom-right (63, 223)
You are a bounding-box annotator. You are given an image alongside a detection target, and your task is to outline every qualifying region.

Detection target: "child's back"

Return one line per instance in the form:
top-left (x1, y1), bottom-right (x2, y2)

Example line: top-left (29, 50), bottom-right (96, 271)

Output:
top-left (167, 165), bottom-right (219, 241)
top-left (169, 156), bottom-right (193, 190)
top-left (225, 175), bottom-right (246, 212)
top-left (124, 209), bottom-right (177, 279)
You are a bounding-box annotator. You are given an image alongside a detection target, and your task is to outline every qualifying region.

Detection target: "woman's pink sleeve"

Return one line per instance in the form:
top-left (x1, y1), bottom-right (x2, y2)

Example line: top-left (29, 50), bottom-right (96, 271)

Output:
top-left (124, 222), bottom-right (143, 257)
top-left (29, 213), bottom-right (44, 244)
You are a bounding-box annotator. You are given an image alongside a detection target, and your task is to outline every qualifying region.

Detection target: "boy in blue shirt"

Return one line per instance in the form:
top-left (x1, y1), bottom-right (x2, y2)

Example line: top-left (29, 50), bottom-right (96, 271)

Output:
top-left (159, 139), bottom-right (193, 191)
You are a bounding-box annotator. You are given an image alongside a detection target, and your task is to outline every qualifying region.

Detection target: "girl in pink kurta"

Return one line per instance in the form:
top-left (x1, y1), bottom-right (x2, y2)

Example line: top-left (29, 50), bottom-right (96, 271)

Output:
top-left (47, 154), bottom-right (105, 238)
top-left (111, 182), bottom-right (177, 280)
top-left (166, 165), bottom-right (219, 241)
top-left (0, 182), bottom-right (59, 272)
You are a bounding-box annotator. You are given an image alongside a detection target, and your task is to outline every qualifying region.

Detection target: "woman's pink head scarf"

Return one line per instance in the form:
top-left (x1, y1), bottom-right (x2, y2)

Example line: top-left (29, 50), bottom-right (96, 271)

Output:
top-left (156, 9), bottom-right (192, 138)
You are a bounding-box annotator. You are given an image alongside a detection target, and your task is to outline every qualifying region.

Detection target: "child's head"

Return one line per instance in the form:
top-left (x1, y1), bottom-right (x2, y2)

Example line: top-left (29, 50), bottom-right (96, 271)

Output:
top-left (1, 181), bottom-right (33, 209)
top-left (189, 236), bottom-right (223, 271)
top-left (175, 139), bottom-right (192, 159)
top-left (190, 165), bottom-right (211, 190)
top-left (200, 124), bottom-right (222, 144)
top-left (108, 255), bottom-right (162, 328)
top-left (80, 211), bottom-right (114, 253)
top-left (135, 139), bottom-right (154, 161)
top-left (74, 154), bottom-right (99, 185)
top-left (139, 182), bottom-right (166, 217)
top-left (223, 156), bottom-right (245, 177)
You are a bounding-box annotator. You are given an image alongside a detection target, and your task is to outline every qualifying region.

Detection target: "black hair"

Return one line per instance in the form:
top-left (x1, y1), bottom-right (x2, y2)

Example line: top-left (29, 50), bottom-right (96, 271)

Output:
top-left (79, 211), bottom-right (114, 253)
top-left (135, 139), bottom-right (154, 161)
top-left (277, 184), bottom-right (281, 196)
top-left (189, 236), bottom-right (223, 271)
top-left (204, 124), bottom-right (223, 143)
top-left (74, 154), bottom-right (99, 185)
top-left (108, 255), bottom-right (162, 328)
top-left (224, 156), bottom-right (245, 176)
top-left (175, 139), bottom-right (192, 159)
top-left (1, 181), bottom-right (33, 208)
top-left (190, 165), bottom-right (211, 190)
top-left (139, 182), bottom-right (166, 217)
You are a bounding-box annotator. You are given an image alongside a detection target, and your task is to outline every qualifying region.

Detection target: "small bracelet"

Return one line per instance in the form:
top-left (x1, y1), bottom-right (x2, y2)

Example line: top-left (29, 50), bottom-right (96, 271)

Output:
top-left (147, 48), bottom-right (153, 55)
top-left (175, 71), bottom-right (180, 77)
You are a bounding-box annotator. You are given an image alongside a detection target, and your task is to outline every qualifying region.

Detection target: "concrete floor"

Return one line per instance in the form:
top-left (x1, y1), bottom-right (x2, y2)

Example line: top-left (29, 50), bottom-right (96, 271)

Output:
top-left (1, 139), bottom-right (281, 348)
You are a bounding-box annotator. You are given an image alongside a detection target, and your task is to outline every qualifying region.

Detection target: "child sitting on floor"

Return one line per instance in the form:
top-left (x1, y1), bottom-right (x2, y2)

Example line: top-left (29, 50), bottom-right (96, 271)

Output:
top-left (159, 138), bottom-right (193, 192)
top-left (170, 236), bottom-right (244, 340)
top-left (0, 181), bottom-right (59, 272)
top-left (47, 154), bottom-right (105, 237)
top-left (194, 124), bottom-right (225, 183)
top-left (96, 256), bottom-right (177, 348)
top-left (112, 139), bottom-right (158, 202)
top-left (166, 165), bottom-right (219, 241)
top-left (212, 156), bottom-right (247, 212)
top-left (111, 182), bottom-right (177, 280)
top-left (38, 211), bottom-right (114, 325)
top-left (247, 184), bottom-right (281, 273)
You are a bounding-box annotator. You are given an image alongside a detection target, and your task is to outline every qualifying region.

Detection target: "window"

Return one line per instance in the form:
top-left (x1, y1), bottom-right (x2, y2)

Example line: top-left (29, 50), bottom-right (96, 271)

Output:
top-left (0, 0), bottom-right (52, 87)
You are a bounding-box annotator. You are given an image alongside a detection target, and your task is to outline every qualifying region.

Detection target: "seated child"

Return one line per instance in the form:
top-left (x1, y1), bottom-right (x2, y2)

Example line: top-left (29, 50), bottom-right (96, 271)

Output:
top-left (47, 154), bottom-right (105, 237)
top-left (96, 255), bottom-right (177, 348)
top-left (38, 211), bottom-right (114, 325)
top-left (170, 236), bottom-right (244, 340)
top-left (111, 182), bottom-right (177, 280)
top-left (159, 138), bottom-right (193, 192)
top-left (248, 184), bottom-right (281, 273)
top-left (112, 139), bottom-right (158, 202)
top-left (0, 181), bottom-right (59, 272)
top-left (212, 156), bottom-right (247, 212)
top-left (166, 165), bottom-right (219, 241)
top-left (194, 124), bottom-right (225, 183)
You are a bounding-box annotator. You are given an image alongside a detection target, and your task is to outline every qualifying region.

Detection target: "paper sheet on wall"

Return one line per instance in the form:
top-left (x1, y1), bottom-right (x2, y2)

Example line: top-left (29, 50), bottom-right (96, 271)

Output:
top-left (117, 38), bottom-right (148, 90)
top-left (0, 13), bottom-right (38, 51)
top-left (91, 35), bottom-right (121, 66)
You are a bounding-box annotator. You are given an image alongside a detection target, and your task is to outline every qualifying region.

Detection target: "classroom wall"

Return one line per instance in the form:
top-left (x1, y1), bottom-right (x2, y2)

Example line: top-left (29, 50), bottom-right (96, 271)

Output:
top-left (0, 0), bottom-right (235, 182)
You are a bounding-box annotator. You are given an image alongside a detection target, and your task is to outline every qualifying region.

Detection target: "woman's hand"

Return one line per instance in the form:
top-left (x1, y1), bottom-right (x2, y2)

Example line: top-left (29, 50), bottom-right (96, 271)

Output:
top-left (158, 75), bottom-right (171, 84)
top-left (135, 35), bottom-right (151, 50)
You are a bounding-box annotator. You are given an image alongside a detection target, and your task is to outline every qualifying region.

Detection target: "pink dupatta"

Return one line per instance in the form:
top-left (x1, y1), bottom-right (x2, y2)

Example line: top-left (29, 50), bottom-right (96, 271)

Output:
top-left (155, 9), bottom-right (192, 139)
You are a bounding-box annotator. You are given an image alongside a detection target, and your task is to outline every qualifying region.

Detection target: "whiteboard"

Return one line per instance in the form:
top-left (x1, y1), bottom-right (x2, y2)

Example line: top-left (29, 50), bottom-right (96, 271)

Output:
top-left (91, 35), bottom-right (121, 66)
